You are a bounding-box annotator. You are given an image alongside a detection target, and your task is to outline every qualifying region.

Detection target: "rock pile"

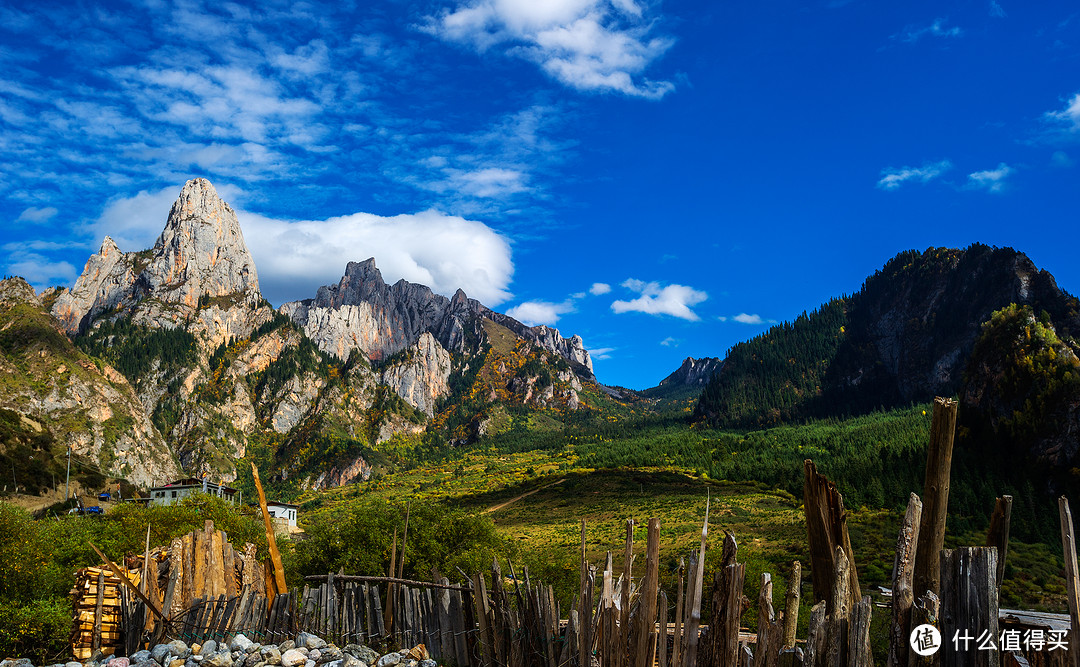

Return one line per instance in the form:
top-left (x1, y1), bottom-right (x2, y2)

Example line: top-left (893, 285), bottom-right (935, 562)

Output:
top-left (0, 633), bottom-right (437, 667)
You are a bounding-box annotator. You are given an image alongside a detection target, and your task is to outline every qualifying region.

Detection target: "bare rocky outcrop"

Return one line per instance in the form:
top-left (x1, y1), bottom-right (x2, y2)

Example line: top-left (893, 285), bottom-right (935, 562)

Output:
top-left (658, 356), bottom-right (723, 389)
top-left (380, 332), bottom-right (452, 416)
top-left (51, 178), bottom-right (270, 344)
top-left (282, 257), bottom-right (594, 376)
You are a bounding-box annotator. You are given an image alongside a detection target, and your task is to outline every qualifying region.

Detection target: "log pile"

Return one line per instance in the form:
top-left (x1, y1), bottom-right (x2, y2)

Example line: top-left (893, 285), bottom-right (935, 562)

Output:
top-left (69, 566), bottom-right (141, 660)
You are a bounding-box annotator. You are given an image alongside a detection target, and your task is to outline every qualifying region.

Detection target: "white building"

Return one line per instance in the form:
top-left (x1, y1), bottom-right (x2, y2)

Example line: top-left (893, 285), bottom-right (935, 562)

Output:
top-left (148, 478), bottom-right (240, 506)
top-left (267, 501), bottom-right (299, 528)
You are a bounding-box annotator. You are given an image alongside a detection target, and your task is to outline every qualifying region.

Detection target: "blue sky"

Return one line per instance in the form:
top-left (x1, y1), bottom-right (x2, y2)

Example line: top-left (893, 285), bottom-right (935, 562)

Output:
top-left (2, 0), bottom-right (1078, 389)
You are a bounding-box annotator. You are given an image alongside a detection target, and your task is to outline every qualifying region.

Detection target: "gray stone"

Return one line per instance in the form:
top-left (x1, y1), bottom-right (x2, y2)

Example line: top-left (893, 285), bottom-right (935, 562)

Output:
top-left (306, 652), bottom-right (319, 665)
top-left (341, 647), bottom-right (376, 666)
top-left (340, 656), bottom-right (363, 667)
top-left (277, 642), bottom-right (295, 653)
top-left (419, 661), bottom-right (436, 667)
top-left (201, 654), bottom-right (231, 667)
top-left (151, 646), bottom-right (173, 666)
top-left (304, 662), bottom-right (314, 667)
top-left (258, 648), bottom-right (280, 667)
top-left (229, 637), bottom-right (255, 656)
top-left (66, 662), bottom-right (84, 667)
top-left (129, 653), bottom-right (150, 665)
top-left (170, 641), bottom-right (192, 660)
top-left (279, 651), bottom-right (306, 667)
top-left (199, 642), bottom-right (218, 657)
top-left (244, 645), bottom-right (261, 655)
top-left (315, 648), bottom-right (342, 664)
top-left (132, 661), bottom-right (159, 667)
top-left (374, 656), bottom-right (399, 667)
top-left (295, 633), bottom-right (326, 651)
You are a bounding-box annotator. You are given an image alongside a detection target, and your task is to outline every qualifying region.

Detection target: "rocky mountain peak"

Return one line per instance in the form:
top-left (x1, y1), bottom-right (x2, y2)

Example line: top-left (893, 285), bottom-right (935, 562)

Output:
top-left (144, 178), bottom-right (260, 308)
top-left (659, 356), bottom-right (724, 387)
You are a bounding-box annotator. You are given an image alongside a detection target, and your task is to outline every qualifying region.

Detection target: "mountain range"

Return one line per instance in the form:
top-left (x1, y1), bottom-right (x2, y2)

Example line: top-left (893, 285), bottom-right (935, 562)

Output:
top-left (3, 178), bottom-right (1079, 507)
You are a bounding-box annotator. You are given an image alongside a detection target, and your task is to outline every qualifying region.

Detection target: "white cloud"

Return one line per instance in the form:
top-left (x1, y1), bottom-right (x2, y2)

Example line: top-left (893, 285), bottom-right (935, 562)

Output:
top-left (589, 282), bottom-right (611, 295)
top-left (611, 278), bottom-right (707, 320)
top-left (733, 313), bottom-right (772, 324)
top-left (877, 160), bottom-right (952, 190)
top-left (589, 346), bottom-right (614, 360)
top-left (506, 299), bottom-right (574, 325)
top-left (989, 1), bottom-right (1006, 18)
top-left (15, 206), bottom-right (58, 223)
top-left (3, 251), bottom-right (77, 288)
top-left (967, 163), bottom-right (1013, 192)
top-left (425, 0), bottom-right (675, 98)
top-left (894, 18), bottom-right (964, 43)
top-left (660, 336), bottom-right (678, 347)
top-left (1045, 92), bottom-right (1080, 133)
top-left (240, 208), bottom-right (514, 306)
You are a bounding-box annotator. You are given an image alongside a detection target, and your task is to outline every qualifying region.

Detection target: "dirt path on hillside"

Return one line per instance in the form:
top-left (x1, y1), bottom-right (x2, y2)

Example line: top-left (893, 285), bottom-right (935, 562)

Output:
top-left (483, 478), bottom-right (566, 514)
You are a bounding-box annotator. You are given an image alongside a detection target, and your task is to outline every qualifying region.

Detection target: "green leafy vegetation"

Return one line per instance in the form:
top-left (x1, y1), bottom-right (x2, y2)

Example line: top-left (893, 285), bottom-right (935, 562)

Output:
top-left (75, 318), bottom-right (197, 386)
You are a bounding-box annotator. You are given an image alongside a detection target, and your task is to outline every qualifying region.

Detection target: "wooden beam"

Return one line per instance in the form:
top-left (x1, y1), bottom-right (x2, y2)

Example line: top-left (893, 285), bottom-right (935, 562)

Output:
top-left (803, 459), bottom-right (861, 611)
top-left (986, 495), bottom-right (1013, 592)
top-left (887, 492), bottom-right (923, 667)
top-left (1059, 497), bottom-right (1080, 667)
top-left (88, 543), bottom-right (166, 621)
top-left (940, 548), bottom-right (999, 667)
top-left (251, 462), bottom-right (287, 595)
top-left (912, 396), bottom-right (958, 600)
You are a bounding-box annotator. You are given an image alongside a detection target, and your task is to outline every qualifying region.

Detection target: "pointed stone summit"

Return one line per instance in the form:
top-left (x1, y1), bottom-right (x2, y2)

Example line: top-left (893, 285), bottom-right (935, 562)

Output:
top-left (144, 177), bottom-right (260, 307)
top-left (52, 178), bottom-right (265, 338)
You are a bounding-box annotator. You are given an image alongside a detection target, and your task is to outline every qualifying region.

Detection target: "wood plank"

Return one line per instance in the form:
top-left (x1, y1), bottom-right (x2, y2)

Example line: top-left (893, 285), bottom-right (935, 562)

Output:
top-left (888, 493), bottom-right (923, 667)
top-left (92, 571), bottom-right (105, 653)
top-left (634, 518), bottom-right (662, 667)
top-left (803, 459), bottom-right (861, 612)
top-left (847, 596), bottom-right (872, 667)
top-left (913, 397), bottom-right (958, 600)
top-left (685, 494), bottom-right (711, 667)
top-left (940, 548), bottom-right (999, 667)
top-left (826, 547), bottom-right (851, 667)
top-left (672, 558), bottom-right (685, 667)
top-left (804, 601), bottom-right (826, 667)
top-left (1059, 497), bottom-right (1080, 667)
top-left (710, 532), bottom-right (747, 667)
top-left (783, 561), bottom-right (801, 651)
top-left (223, 539), bottom-right (237, 598)
top-left (986, 495), bottom-right (1013, 592)
top-left (182, 532), bottom-right (194, 610)
top-left (251, 462), bottom-right (287, 594)
top-left (757, 573), bottom-right (776, 667)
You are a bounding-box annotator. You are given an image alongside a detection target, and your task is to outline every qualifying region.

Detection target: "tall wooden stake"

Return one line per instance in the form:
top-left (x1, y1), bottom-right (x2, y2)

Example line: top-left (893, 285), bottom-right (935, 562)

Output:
top-left (634, 518), bottom-right (661, 667)
top-left (685, 492), bottom-right (710, 667)
top-left (803, 459), bottom-right (861, 611)
top-left (887, 493), bottom-right (922, 667)
top-left (913, 396), bottom-right (958, 600)
top-left (1059, 497), bottom-right (1080, 667)
top-left (986, 495), bottom-right (1013, 592)
top-left (619, 519), bottom-right (633, 667)
top-left (250, 462), bottom-right (287, 595)
top-left (782, 560), bottom-right (801, 650)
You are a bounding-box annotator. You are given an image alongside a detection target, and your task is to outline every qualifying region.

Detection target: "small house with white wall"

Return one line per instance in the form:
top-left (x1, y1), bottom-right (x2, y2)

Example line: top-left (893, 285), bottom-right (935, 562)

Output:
top-left (148, 478), bottom-right (240, 506)
top-left (267, 501), bottom-right (299, 528)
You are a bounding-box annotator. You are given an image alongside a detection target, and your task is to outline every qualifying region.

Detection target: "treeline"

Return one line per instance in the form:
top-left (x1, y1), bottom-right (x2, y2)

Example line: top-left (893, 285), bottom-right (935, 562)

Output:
top-left (75, 318), bottom-right (197, 385)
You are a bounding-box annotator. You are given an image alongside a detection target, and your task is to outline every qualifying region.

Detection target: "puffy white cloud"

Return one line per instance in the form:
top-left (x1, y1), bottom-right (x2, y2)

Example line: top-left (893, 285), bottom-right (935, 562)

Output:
top-left (240, 208), bottom-right (514, 306)
top-left (967, 163), bottom-right (1013, 192)
top-left (733, 313), bottom-right (763, 324)
top-left (877, 160), bottom-right (952, 190)
top-left (589, 282), bottom-right (611, 295)
top-left (611, 278), bottom-right (707, 320)
top-left (505, 299), bottom-right (574, 325)
top-left (589, 346), bottom-right (614, 360)
top-left (425, 0), bottom-right (674, 98)
top-left (90, 186), bottom-right (516, 307)
top-left (3, 251), bottom-right (77, 288)
top-left (1045, 92), bottom-right (1080, 133)
top-left (15, 206), bottom-right (58, 223)
top-left (660, 336), bottom-right (678, 346)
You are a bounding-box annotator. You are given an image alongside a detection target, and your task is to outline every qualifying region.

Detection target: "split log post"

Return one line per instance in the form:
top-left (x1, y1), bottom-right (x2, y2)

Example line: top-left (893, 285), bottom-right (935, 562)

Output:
top-left (672, 557), bottom-right (685, 667)
top-left (1059, 497), bottom-right (1080, 667)
top-left (635, 518), bottom-right (662, 667)
top-left (912, 397), bottom-right (958, 600)
top-left (757, 574), bottom-right (775, 667)
top-left (619, 519), bottom-right (633, 667)
top-left (848, 596), bottom-right (873, 667)
top-left (684, 493), bottom-right (711, 667)
top-left (782, 561), bottom-right (801, 650)
top-left (384, 527), bottom-right (397, 635)
top-left (940, 547), bottom-right (999, 667)
top-left (803, 459), bottom-right (861, 612)
top-left (804, 601), bottom-right (826, 667)
top-left (708, 531), bottom-right (745, 667)
top-left (908, 591), bottom-right (941, 667)
top-left (986, 495), bottom-right (1013, 592)
top-left (250, 463), bottom-right (287, 595)
top-left (579, 518), bottom-right (589, 666)
top-left (888, 493), bottom-right (923, 667)
top-left (92, 570), bottom-right (105, 653)
top-left (826, 547), bottom-right (852, 667)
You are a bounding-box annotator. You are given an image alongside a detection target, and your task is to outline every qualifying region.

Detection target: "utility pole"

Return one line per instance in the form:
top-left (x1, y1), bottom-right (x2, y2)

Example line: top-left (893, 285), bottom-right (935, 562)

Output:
top-left (65, 446), bottom-right (72, 501)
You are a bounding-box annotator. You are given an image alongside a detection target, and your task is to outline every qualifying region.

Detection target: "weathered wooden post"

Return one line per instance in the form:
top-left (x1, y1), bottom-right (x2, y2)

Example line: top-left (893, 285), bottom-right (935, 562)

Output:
top-left (848, 596), bottom-right (873, 667)
top-left (635, 518), bottom-right (662, 667)
top-left (620, 519), bottom-right (633, 667)
top-left (685, 496), bottom-right (711, 667)
top-left (708, 532), bottom-right (746, 667)
top-left (986, 495), bottom-right (1013, 592)
top-left (940, 547), bottom-right (999, 667)
top-left (1058, 497), bottom-right (1080, 667)
top-left (826, 547), bottom-right (852, 667)
top-left (804, 601), bottom-right (827, 667)
top-left (758, 574), bottom-right (776, 667)
top-left (908, 591), bottom-right (940, 667)
top-left (913, 397), bottom-right (958, 600)
top-left (804, 459), bottom-right (861, 611)
top-left (888, 493), bottom-right (923, 667)
top-left (782, 561), bottom-right (801, 650)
